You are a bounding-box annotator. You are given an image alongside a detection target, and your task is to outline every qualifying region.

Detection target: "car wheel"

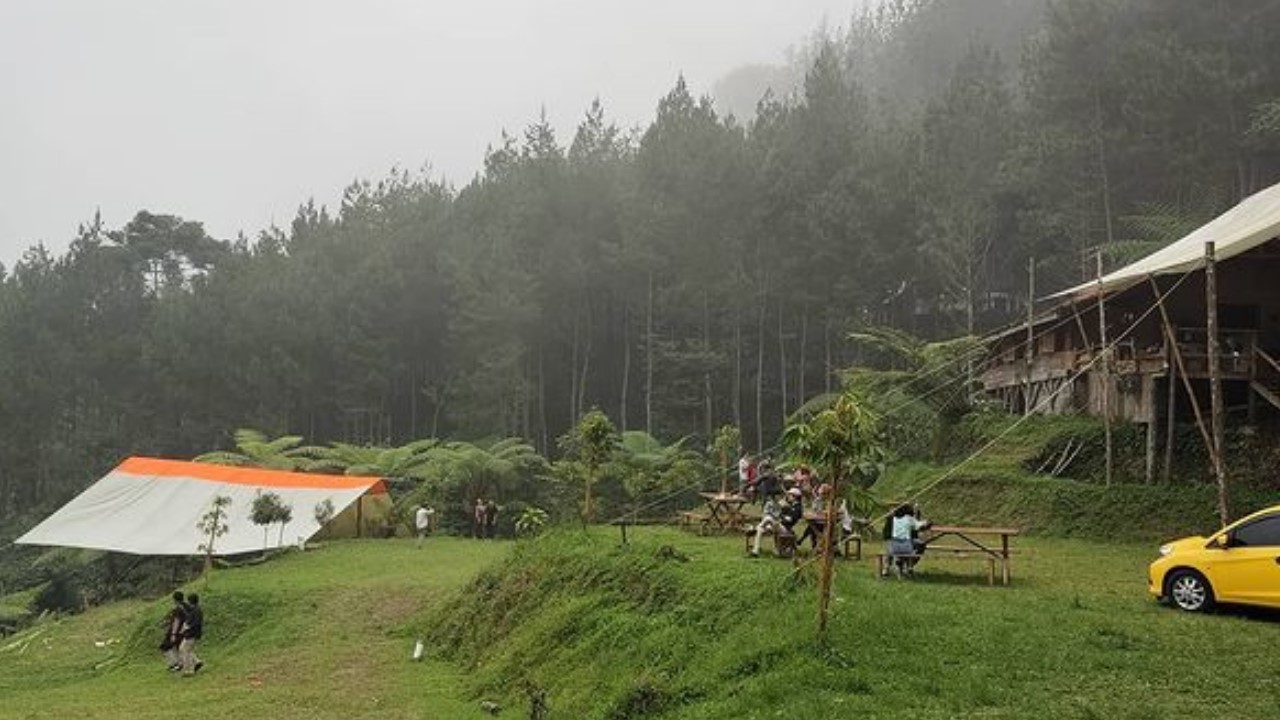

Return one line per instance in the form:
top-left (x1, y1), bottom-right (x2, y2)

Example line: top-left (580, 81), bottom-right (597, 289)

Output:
top-left (1166, 569), bottom-right (1215, 612)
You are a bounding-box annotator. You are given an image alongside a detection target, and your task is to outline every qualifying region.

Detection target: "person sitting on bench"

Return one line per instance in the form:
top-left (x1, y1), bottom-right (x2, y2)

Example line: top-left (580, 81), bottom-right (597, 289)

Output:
top-left (749, 492), bottom-right (783, 557)
top-left (747, 484), bottom-right (798, 558)
top-left (797, 483), bottom-right (832, 551)
top-left (886, 504), bottom-right (930, 576)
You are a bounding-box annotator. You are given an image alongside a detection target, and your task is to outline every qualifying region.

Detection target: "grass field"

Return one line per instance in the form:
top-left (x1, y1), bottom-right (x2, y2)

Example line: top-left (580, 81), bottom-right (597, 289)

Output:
top-left (2, 530), bottom-right (1279, 719)
top-left (0, 539), bottom-right (507, 720)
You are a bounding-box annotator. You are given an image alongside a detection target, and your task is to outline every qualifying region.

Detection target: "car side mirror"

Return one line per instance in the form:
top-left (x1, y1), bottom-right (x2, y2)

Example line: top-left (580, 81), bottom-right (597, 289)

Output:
top-left (1211, 534), bottom-right (1232, 549)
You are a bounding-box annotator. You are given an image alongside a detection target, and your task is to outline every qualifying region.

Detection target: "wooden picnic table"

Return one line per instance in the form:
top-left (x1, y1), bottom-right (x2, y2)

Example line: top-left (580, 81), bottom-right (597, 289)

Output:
top-left (698, 492), bottom-right (749, 533)
top-left (921, 525), bottom-right (1020, 585)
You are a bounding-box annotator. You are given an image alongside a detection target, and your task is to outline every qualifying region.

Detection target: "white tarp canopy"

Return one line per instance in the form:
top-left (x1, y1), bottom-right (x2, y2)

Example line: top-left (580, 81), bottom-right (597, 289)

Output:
top-left (1052, 181), bottom-right (1280, 300)
top-left (15, 457), bottom-right (386, 556)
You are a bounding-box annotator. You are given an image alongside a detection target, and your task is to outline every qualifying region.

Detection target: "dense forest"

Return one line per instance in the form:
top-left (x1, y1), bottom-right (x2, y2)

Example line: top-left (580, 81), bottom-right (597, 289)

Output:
top-left (5, 0), bottom-right (1280, 525)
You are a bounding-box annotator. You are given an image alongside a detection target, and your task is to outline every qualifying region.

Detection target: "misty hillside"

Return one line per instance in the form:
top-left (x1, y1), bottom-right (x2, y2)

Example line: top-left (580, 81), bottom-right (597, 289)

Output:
top-left (3, 0), bottom-right (1280, 527)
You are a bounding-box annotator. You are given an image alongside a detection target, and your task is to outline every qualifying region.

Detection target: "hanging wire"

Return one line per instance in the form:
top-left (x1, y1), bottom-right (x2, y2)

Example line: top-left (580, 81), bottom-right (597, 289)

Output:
top-left (874, 269), bottom-right (1195, 523)
top-left (602, 298), bottom-right (1102, 528)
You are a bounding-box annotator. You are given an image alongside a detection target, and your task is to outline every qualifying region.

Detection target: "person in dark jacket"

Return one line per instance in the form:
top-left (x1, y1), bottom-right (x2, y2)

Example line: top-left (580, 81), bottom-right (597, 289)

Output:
top-left (179, 593), bottom-right (204, 676)
top-left (160, 591), bottom-right (186, 671)
top-left (483, 500), bottom-right (499, 539)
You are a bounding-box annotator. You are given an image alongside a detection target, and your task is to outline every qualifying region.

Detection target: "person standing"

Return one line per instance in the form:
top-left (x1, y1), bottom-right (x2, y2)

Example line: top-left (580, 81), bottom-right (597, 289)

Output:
top-left (179, 593), bottom-right (204, 676)
top-left (484, 499), bottom-right (499, 539)
top-left (160, 591), bottom-right (186, 672)
top-left (737, 453), bottom-right (754, 496)
top-left (757, 459), bottom-right (779, 501)
top-left (414, 505), bottom-right (435, 546)
top-left (472, 498), bottom-right (486, 539)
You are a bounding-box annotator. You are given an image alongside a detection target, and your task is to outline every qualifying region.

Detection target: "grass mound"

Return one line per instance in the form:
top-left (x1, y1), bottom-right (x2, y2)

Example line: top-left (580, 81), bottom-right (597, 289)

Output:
top-left (425, 528), bottom-right (1280, 719)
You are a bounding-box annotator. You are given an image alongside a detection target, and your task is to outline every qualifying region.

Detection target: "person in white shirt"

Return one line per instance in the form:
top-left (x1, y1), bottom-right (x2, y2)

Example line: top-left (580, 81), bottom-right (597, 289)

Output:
top-left (414, 505), bottom-right (435, 546)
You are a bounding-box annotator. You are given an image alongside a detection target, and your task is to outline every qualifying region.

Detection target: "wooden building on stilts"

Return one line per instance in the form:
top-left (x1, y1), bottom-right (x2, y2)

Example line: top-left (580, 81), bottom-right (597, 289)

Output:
top-left (980, 182), bottom-right (1280, 491)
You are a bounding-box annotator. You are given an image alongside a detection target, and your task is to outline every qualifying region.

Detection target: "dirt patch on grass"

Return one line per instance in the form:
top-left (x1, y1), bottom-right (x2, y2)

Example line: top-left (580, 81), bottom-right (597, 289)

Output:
top-left (317, 590), bottom-right (425, 634)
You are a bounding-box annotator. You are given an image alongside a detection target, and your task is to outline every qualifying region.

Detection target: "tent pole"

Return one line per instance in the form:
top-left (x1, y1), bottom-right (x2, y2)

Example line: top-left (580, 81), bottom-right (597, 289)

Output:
top-left (1163, 337), bottom-right (1176, 484)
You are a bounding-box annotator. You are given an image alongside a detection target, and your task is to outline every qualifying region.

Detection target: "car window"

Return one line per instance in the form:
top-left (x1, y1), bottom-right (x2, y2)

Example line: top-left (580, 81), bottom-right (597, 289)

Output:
top-left (1233, 515), bottom-right (1280, 547)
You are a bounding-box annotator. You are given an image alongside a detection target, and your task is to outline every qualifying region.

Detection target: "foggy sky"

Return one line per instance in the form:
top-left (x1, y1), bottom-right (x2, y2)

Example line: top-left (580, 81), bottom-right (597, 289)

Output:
top-left (1, 0), bottom-right (857, 264)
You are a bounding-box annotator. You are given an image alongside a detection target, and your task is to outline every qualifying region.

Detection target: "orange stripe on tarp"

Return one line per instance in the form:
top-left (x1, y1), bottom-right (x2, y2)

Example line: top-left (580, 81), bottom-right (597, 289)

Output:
top-left (116, 457), bottom-right (387, 493)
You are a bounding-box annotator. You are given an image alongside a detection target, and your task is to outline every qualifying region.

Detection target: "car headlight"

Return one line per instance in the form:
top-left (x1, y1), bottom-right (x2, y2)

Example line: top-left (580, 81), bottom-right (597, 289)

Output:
top-left (1158, 543), bottom-right (1173, 557)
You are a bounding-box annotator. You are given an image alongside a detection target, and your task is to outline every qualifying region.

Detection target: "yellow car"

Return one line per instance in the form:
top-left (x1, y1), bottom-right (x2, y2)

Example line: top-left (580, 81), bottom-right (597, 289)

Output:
top-left (1148, 503), bottom-right (1280, 612)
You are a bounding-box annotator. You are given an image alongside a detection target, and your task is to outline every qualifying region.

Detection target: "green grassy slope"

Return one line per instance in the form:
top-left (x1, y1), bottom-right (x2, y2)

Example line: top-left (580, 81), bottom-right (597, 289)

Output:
top-left (431, 529), bottom-right (1280, 719)
top-left (874, 413), bottom-right (1277, 542)
top-left (4, 529), bottom-right (1280, 719)
top-left (0, 539), bottom-right (508, 720)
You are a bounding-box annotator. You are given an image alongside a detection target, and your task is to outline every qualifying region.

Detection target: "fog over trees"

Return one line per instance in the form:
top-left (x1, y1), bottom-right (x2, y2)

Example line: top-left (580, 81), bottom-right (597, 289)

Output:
top-left (4, 0), bottom-right (1280, 522)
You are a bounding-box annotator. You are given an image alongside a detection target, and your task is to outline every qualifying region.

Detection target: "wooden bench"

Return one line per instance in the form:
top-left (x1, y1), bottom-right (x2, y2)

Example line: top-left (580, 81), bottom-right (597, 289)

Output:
top-left (744, 526), bottom-right (861, 560)
top-left (875, 545), bottom-right (1014, 585)
top-left (678, 510), bottom-right (712, 534)
top-left (610, 517), bottom-right (673, 544)
top-left (743, 525), bottom-right (797, 557)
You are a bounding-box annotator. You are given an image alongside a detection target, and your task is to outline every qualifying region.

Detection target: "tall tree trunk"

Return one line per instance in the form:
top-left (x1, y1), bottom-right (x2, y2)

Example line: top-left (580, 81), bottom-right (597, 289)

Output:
top-left (703, 290), bottom-right (713, 441)
top-left (620, 304), bottom-right (630, 432)
top-left (798, 303), bottom-right (808, 410)
top-left (570, 314), bottom-right (580, 428)
top-left (578, 301), bottom-right (593, 419)
top-left (538, 346), bottom-right (548, 454)
top-left (733, 311), bottom-right (742, 435)
top-left (522, 362), bottom-right (531, 440)
top-left (645, 270), bottom-right (655, 437)
top-left (777, 301), bottom-right (788, 424)
top-left (824, 313), bottom-right (832, 395)
top-left (756, 286), bottom-right (767, 452)
top-left (408, 365), bottom-right (417, 439)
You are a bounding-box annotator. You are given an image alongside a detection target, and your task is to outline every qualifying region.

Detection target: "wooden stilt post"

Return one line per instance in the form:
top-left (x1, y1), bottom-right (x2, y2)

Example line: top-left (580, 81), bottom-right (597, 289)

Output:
top-left (1144, 375), bottom-right (1156, 484)
top-left (1149, 277), bottom-right (1215, 461)
top-left (1025, 256), bottom-right (1036, 416)
top-left (1096, 251), bottom-right (1113, 486)
top-left (1205, 242), bottom-right (1230, 526)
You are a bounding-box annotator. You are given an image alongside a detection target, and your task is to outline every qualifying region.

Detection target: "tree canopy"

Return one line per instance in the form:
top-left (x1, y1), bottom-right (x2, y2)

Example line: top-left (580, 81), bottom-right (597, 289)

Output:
top-left (4, 0), bottom-right (1280, 525)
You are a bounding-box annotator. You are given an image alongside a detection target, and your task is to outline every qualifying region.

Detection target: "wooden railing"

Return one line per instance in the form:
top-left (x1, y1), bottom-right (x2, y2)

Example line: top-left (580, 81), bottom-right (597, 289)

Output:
top-left (1164, 327), bottom-right (1257, 378)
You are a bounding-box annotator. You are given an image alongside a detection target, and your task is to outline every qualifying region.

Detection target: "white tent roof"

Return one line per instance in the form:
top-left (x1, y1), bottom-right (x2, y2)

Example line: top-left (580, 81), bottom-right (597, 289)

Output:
top-left (15, 457), bottom-right (386, 556)
top-left (1052, 181), bottom-right (1280, 300)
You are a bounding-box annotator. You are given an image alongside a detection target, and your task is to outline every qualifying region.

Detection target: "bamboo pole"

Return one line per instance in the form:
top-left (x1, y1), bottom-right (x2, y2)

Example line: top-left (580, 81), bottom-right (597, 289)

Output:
top-left (1205, 242), bottom-right (1230, 526)
top-left (1096, 252), bottom-right (1113, 486)
top-left (1025, 256), bottom-right (1035, 416)
top-left (1148, 277), bottom-right (1214, 458)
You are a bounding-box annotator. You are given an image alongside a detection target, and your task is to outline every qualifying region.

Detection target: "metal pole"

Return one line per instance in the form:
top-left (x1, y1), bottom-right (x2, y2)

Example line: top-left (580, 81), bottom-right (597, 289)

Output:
top-left (1205, 242), bottom-right (1230, 526)
top-left (1096, 251), bottom-right (1113, 486)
